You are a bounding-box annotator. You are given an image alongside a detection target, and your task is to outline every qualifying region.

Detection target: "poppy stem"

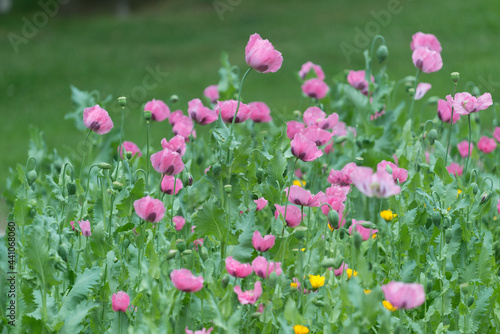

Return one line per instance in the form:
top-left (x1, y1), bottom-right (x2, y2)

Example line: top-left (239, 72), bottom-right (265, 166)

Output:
top-left (282, 158), bottom-right (299, 237)
top-left (229, 67), bottom-right (253, 137)
top-left (444, 82), bottom-right (458, 173)
top-left (407, 69), bottom-right (421, 131)
top-left (464, 114), bottom-right (472, 178)
top-left (79, 130), bottom-right (92, 182)
top-left (146, 120), bottom-right (151, 191)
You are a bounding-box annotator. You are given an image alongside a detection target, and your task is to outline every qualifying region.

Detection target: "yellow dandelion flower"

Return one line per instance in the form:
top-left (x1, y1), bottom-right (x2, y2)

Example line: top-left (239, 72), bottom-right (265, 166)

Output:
top-left (293, 325), bottom-right (310, 334)
top-left (364, 289), bottom-right (372, 294)
top-left (290, 282), bottom-right (298, 289)
top-left (371, 234), bottom-right (377, 239)
top-left (346, 269), bottom-right (358, 279)
top-left (380, 209), bottom-right (397, 222)
top-left (457, 189), bottom-right (462, 197)
top-left (382, 300), bottom-right (397, 312)
top-left (308, 275), bottom-right (325, 289)
top-left (293, 180), bottom-right (306, 187)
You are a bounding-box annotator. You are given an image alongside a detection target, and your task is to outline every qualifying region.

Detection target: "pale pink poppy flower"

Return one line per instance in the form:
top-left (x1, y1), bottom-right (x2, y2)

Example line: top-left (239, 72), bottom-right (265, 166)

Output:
top-left (437, 99), bottom-right (460, 124)
top-left (332, 121), bottom-right (347, 136)
top-left (245, 33), bottom-right (283, 73)
top-left (351, 167), bottom-right (401, 198)
top-left (349, 219), bottom-right (378, 241)
top-left (412, 47), bottom-right (442, 73)
top-left (144, 99), bottom-right (170, 122)
top-left (414, 83), bottom-right (432, 100)
top-left (170, 269), bottom-right (204, 293)
top-left (299, 61), bottom-right (325, 80)
top-left (333, 262), bottom-right (348, 277)
top-left (325, 184), bottom-right (349, 200)
top-left (446, 92), bottom-right (493, 115)
top-left (295, 168), bottom-right (304, 179)
top-left (173, 216), bottom-right (185, 231)
top-left (169, 109), bottom-right (184, 126)
top-left (204, 84), bottom-right (219, 104)
top-left (188, 98), bottom-right (218, 125)
top-left (286, 121), bottom-right (305, 140)
top-left (234, 281), bottom-right (262, 305)
top-left (446, 162), bottom-right (463, 176)
top-left (185, 327), bottom-right (213, 334)
top-left (252, 256), bottom-right (282, 278)
top-left (410, 32), bottom-right (442, 53)
top-left (118, 141), bottom-right (142, 159)
top-left (161, 175), bottom-right (183, 195)
top-left (78, 220), bottom-right (91, 237)
top-left (216, 100), bottom-right (253, 124)
top-left (83, 105), bottom-right (113, 135)
top-left (301, 126), bottom-right (334, 146)
top-left (377, 160), bottom-right (408, 183)
top-left (327, 162), bottom-right (357, 186)
top-left (301, 78), bottom-right (329, 99)
top-left (254, 198), bottom-right (268, 211)
top-left (225, 256), bottom-right (253, 278)
top-left (161, 135), bottom-right (186, 157)
top-left (382, 281), bottom-right (426, 309)
top-left (425, 151), bottom-right (430, 164)
top-left (290, 133), bottom-right (323, 162)
top-left (302, 106), bottom-right (339, 130)
top-left (274, 204), bottom-right (304, 228)
top-left (193, 239), bottom-right (204, 251)
top-left (111, 291), bottom-right (130, 312)
top-left (284, 185), bottom-right (324, 207)
top-left (252, 230), bottom-right (275, 252)
top-left (493, 127), bottom-right (500, 143)
top-left (150, 148), bottom-right (184, 175)
top-left (248, 101), bottom-right (272, 123)
top-left (370, 110), bottom-right (385, 121)
top-left (324, 142), bottom-right (334, 154)
top-left (134, 196), bottom-right (165, 223)
top-left (172, 115), bottom-right (196, 140)
top-left (347, 70), bottom-right (374, 95)
top-left (457, 140), bottom-right (473, 158)
top-left (477, 136), bottom-right (497, 154)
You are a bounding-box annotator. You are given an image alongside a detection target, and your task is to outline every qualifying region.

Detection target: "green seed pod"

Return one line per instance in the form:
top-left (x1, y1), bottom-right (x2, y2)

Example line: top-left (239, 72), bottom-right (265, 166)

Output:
top-left (466, 296), bottom-right (474, 307)
top-left (327, 210), bottom-right (339, 228)
top-left (117, 96), bottom-right (127, 106)
top-left (224, 184), bottom-right (232, 194)
top-left (125, 151), bottom-right (133, 160)
top-left (170, 95), bottom-right (179, 104)
top-left (432, 211), bottom-right (441, 227)
top-left (376, 44), bottom-right (389, 63)
top-left (445, 229), bottom-right (452, 243)
top-left (144, 110), bottom-right (152, 121)
top-left (471, 183), bottom-right (479, 195)
top-left (268, 271), bottom-right (278, 288)
top-left (166, 249), bottom-right (178, 260)
top-left (97, 162), bottom-right (112, 170)
top-left (113, 181), bottom-right (123, 191)
top-left (450, 72), bottom-right (460, 83)
top-left (221, 274), bottom-right (230, 289)
top-left (294, 226), bottom-right (307, 240)
top-left (256, 168), bottom-right (264, 183)
top-left (27, 170), bottom-right (37, 186)
top-left (175, 239), bottom-right (186, 252)
top-left (428, 129), bottom-right (438, 145)
top-left (182, 250), bottom-right (192, 256)
top-left (353, 231), bottom-right (363, 250)
top-left (200, 246), bottom-right (208, 261)
top-left (67, 181), bottom-right (77, 195)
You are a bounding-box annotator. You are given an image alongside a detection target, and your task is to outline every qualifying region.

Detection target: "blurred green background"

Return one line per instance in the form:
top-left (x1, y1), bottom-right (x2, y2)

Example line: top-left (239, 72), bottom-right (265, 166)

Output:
top-left (1, 0), bottom-right (500, 222)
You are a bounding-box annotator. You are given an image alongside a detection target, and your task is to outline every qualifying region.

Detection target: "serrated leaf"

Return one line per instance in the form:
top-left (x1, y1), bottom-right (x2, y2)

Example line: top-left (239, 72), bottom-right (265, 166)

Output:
top-left (60, 267), bottom-right (100, 317)
top-left (89, 221), bottom-right (107, 258)
top-left (116, 178), bottom-right (145, 218)
top-left (59, 299), bottom-right (98, 334)
top-left (266, 150), bottom-right (286, 188)
top-left (400, 260), bottom-right (417, 282)
top-left (13, 194), bottom-right (32, 227)
top-left (230, 211), bottom-right (257, 262)
top-left (46, 175), bottom-right (66, 203)
top-left (25, 226), bottom-right (59, 287)
top-left (470, 287), bottom-right (493, 333)
top-left (193, 197), bottom-right (237, 244)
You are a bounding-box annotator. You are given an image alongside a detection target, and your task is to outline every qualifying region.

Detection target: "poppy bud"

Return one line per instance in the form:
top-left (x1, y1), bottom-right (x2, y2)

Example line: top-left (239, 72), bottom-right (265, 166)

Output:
top-left (320, 257), bottom-right (336, 268)
top-left (407, 88), bottom-right (415, 97)
top-left (200, 246), bottom-right (208, 261)
top-left (466, 296), bottom-right (474, 307)
top-left (27, 170), bottom-right (37, 186)
top-left (353, 231), bottom-right (363, 250)
top-left (294, 226), bottom-right (307, 240)
top-left (256, 168), bottom-right (264, 183)
top-left (480, 191), bottom-right (491, 204)
top-left (335, 136), bottom-right (348, 144)
top-left (428, 129), bottom-right (438, 145)
top-left (167, 249), bottom-right (178, 260)
top-left (221, 274), bottom-right (230, 289)
top-left (445, 229), bottom-right (452, 243)
top-left (182, 250), bottom-right (192, 256)
top-left (327, 210), bottom-right (339, 228)
top-left (117, 96), bottom-right (127, 106)
top-left (450, 72), bottom-right (460, 83)
top-left (170, 95), bottom-right (179, 104)
top-left (126, 151), bottom-right (133, 160)
top-left (176, 239), bottom-right (186, 252)
top-left (113, 181), bottom-right (123, 191)
top-left (144, 110), bottom-right (152, 121)
top-left (376, 44), bottom-right (389, 63)
top-left (426, 280), bottom-right (433, 293)
top-left (471, 86), bottom-right (480, 97)
top-left (471, 183), bottom-right (478, 195)
top-left (251, 312), bottom-right (262, 319)
top-left (123, 239), bottom-right (130, 249)
top-left (67, 181), bottom-right (77, 195)
top-left (268, 271), bottom-right (278, 288)
top-left (460, 283), bottom-right (469, 295)
top-left (224, 185), bottom-right (232, 194)
top-left (432, 211), bottom-right (441, 227)
top-left (97, 162), bottom-right (112, 170)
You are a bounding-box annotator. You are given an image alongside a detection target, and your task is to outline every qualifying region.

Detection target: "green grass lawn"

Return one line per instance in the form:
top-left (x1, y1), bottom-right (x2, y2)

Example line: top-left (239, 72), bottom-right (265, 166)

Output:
top-left (1, 0), bottom-right (500, 203)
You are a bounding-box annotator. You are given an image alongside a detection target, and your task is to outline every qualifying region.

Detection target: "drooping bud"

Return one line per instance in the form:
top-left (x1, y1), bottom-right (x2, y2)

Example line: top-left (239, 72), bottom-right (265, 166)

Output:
top-left (431, 211), bottom-right (441, 227)
top-left (27, 170), bottom-right (37, 186)
top-left (256, 168), bottom-right (264, 183)
top-left (268, 271), bottom-right (278, 288)
top-left (471, 183), bottom-right (478, 195)
top-left (294, 226), bottom-right (307, 240)
top-left (67, 181), bottom-right (77, 195)
top-left (428, 129), bottom-right (438, 145)
top-left (182, 249), bottom-right (192, 256)
top-left (224, 184), bottom-right (232, 194)
top-left (480, 191), bottom-right (491, 204)
top-left (221, 274), bottom-right (230, 289)
top-left (166, 249), bottom-right (178, 260)
top-left (376, 44), bottom-right (389, 63)
top-left (407, 87), bottom-right (415, 97)
top-left (466, 296), bottom-right (474, 307)
top-left (200, 246), bottom-right (208, 261)
top-left (335, 136), bottom-right (348, 144)
top-left (353, 231), bottom-right (363, 250)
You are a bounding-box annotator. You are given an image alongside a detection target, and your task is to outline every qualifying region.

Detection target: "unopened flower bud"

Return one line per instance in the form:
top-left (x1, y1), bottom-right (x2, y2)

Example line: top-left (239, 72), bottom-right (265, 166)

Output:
top-left (123, 239), bottom-right (130, 249)
top-left (353, 231), bottom-right (363, 250)
top-left (268, 271), bottom-right (278, 288)
top-left (480, 191), bottom-right (491, 204)
top-left (251, 312), bottom-right (262, 319)
top-left (428, 129), bottom-right (438, 145)
top-left (426, 280), bottom-right (433, 293)
top-left (200, 246), bottom-right (208, 261)
top-left (426, 96), bottom-right (439, 105)
top-left (27, 170), bottom-right (37, 186)
top-left (445, 229), bottom-right (452, 243)
top-left (176, 239), bottom-right (186, 252)
top-left (460, 283), bottom-right (469, 295)
top-left (335, 136), bottom-right (348, 144)
top-left (67, 181), bottom-right (77, 195)
top-left (97, 162), bottom-right (112, 170)
top-left (450, 72), bottom-right (460, 83)
top-left (117, 96), bottom-right (127, 106)
top-left (294, 226), bottom-right (307, 240)
top-left (170, 95), bottom-right (179, 104)
top-left (293, 110), bottom-right (302, 119)
top-left (466, 296), bottom-right (474, 307)
top-left (432, 211), bottom-right (441, 227)
top-left (221, 274), bottom-right (230, 289)
top-left (126, 151), bottom-right (133, 160)
top-left (471, 86), bottom-right (480, 97)
top-left (376, 44), bottom-right (389, 63)
top-left (182, 249), bottom-right (192, 256)
top-left (256, 168), bottom-right (264, 183)
top-left (224, 185), bottom-right (232, 194)
top-left (320, 257), bottom-right (336, 268)
top-left (407, 88), bottom-right (415, 97)
top-left (166, 249), bottom-right (178, 260)
top-left (144, 110), bottom-right (152, 121)
top-left (113, 181), bottom-right (123, 191)
top-left (327, 210), bottom-right (339, 227)
top-left (471, 183), bottom-right (478, 195)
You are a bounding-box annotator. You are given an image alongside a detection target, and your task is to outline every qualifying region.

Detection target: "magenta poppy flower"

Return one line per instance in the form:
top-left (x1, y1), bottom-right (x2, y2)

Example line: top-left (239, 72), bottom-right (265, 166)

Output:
top-left (83, 105), bottom-right (113, 135)
top-left (252, 230), bottom-right (275, 252)
top-left (410, 32), bottom-right (442, 53)
top-left (161, 175), bottom-right (183, 195)
top-left (161, 135), bottom-right (186, 157)
top-left (170, 269), bottom-right (204, 293)
top-left (290, 133), bottom-right (323, 162)
top-left (327, 162), bottom-right (357, 186)
top-left (303, 107), bottom-right (339, 130)
top-left (204, 84), bottom-right (219, 104)
top-left (274, 204), bottom-right (304, 228)
top-left (446, 162), bottom-right (463, 176)
top-left (457, 140), bottom-right (473, 158)
top-left (257, 303), bottom-right (265, 313)
top-left (377, 160), bottom-right (408, 183)
top-left (347, 70), bottom-right (373, 95)
top-left (234, 281), bottom-right (262, 305)
top-left (245, 33), bottom-right (283, 73)
top-left (144, 99), bottom-right (170, 122)
top-left (494, 127), bottom-right (500, 143)
top-left (301, 126), bottom-right (334, 146)
top-left (497, 199), bottom-right (500, 215)
top-left (150, 148), bottom-right (184, 176)
top-left (193, 238), bottom-right (204, 251)
top-left (172, 115), bottom-right (196, 140)
top-left (333, 262), bottom-right (348, 277)
top-left (414, 83), bottom-right (432, 100)
top-left (477, 136), bottom-right (497, 154)
top-left (111, 291), bottom-right (130, 312)
top-left (118, 141), bottom-right (142, 159)
top-left (217, 100), bottom-right (253, 124)
top-left (349, 219), bottom-right (378, 241)
top-left (133, 196), bottom-right (165, 223)
top-left (252, 256), bottom-right (282, 278)
top-left (446, 92), bottom-right (493, 115)
top-left (169, 109), bottom-right (184, 126)
top-left (370, 109), bottom-right (385, 121)
top-left (302, 78), bottom-right (329, 99)
top-left (70, 221), bottom-right (75, 231)
top-left (286, 121), bottom-right (305, 140)
top-left (437, 99), bottom-right (460, 124)
top-left (185, 327), bottom-right (213, 334)
top-left (299, 61), bottom-right (325, 80)
top-left (412, 47), bottom-right (442, 73)
top-left (173, 216), bottom-right (185, 231)
top-left (382, 281), bottom-right (426, 309)
top-left (325, 184), bottom-right (349, 200)
top-left (351, 167), bottom-right (401, 198)
top-left (225, 256), bottom-right (253, 278)
top-left (78, 220), bottom-right (91, 237)
top-left (248, 101), bottom-right (272, 123)
top-left (188, 98), bottom-right (218, 125)
top-left (254, 198), bottom-right (268, 211)
top-left (285, 185), bottom-right (324, 207)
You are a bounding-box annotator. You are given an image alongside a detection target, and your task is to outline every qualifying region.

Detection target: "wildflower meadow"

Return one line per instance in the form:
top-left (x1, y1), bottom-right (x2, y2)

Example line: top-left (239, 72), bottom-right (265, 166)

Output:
top-left (1, 30), bottom-right (500, 334)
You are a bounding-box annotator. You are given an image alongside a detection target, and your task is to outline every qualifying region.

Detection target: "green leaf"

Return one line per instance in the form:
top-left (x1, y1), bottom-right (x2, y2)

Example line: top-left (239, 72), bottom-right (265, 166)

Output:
top-left (116, 178), bottom-right (145, 218)
top-left (231, 138), bottom-right (252, 174)
top-left (265, 150), bottom-right (286, 188)
top-left (25, 226), bottom-right (59, 287)
top-left (470, 287), bottom-right (493, 333)
top-left (400, 260), bottom-right (417, 282)
top-left (193, 197), bottom-right (237, 244)
top-left (46, 175), bottom-right (67, 203)
top-left (13, 194), bottom-right (32, 227)
top-left (230, 211), bottom-right (257, 262)
top-left (115, 222), bottom-right (135, 233)
top-left (59, 299), bottom-right (98, 334)
top-left (89, 221), bottom-right (107, 258)
top-left (60, 267), bottom-right (100, 315)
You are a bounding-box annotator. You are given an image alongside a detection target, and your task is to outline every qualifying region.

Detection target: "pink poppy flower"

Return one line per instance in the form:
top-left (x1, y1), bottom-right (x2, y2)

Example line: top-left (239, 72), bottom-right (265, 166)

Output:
top-left (252, 256), bottom-right (282, 278)
top-left (325, 184), bottom-right (349, 200)
top-left (319, 198), bottom-right (346, 230)
top-left (446, 92), bottom-right (493, 115)
top-left (446, 162), bottom-right (463, 176)
top-left (185, 327), bottom-right (213, 334)
top-left (245, 33), bottom-right (283, 73)
top-left (333, 262), bottom-right (348, 277)
top-left (173, 216), bottom-right (185, 231)
top-left (285, 185), bottom-right (324, 207)
top-left (412, 47), bottom-right (442, 73)
top-left (274, 204), bottom-right (304, 228)
top-left (78, 220), bottom-right (91, 237)
top-left (370, 110), bottom-right (385, 121)
top-left (118, 141), bottom-right (142, 159)
top-left (169, 109), bottom-right (184, 126)
top-left (351, 167), bottom-right (401, 198)
top-left (83, 105), bottom-right (113, 135)
top-left (257, 303), bottom-right (265, 313)
top-left (172, 115), bottom-right (196, 140)
top-left (377, 160), bottom-right (408, 183)
top-left (327, 162), bottom-right (357, 186)
top-left (217, 100), bottom-right (253, 124)
top-left (144, 99), bottom-right (170, 122)
top-left (497, 199), bottom-right (500, 215)
top-left (161, 175), bottom-right (183, 195)
top-left (254, 198), bottom-right (268, 211)
top-left (381, 281), bottom-right (425, 309)
top-left (234, 281), bottom-right (262, 305)
top-left (349, 219), bottom-right (378, 241)
top-left (302, 107), bottom-right (339, 130)
top-left (425, 151), bottom-right (430, 164)
top-left (286, 121), bottom-right (305, 140)
top-left (295, 168), bottom-right (304, 179)
top-left (248, 101), bottom-right (272, 123)
top-left (70, 221), bottom-right (75, 231)
top-left (290, 133), bottom-right (323, 162)
top-left (457, 140), bottom-right (473, 158)
top-left (414, 83), bottom-right (432, 100)
top-left (301, 126), bottom-right (334, 146)
top-left (302, 78), bottom-right (329, 99)
top-left (150, 148), bottom-right (184, 175)
top-left (188, 98), bottom-right (218, 125)
top-left (111, 291), bottom-right (130, 312)
top-left (437, 99), bottom-right (460, 124)
top-left (477, 136), bottom-right (497, 154)
top-left (133, 196), bottom-right (166, 223)
top-left (332, 121), bottom-right (348, 136)
top-left (170, 269), bottom-right (204, 293)
top-left (193, 238), bottom-right (204, 251)
top-left (204, 84), bottom-right (219, 104)
top-left (347, 70), bottom-right (373, 95)
top-left (299, 61), bottom-right (325, 80)
top-left (225, 256), bottom-right (253, 278)
top-left (410, 32), bottom-right (442, 53)
top-left (494, 127), bottom-right (500, 143)
top-left (252, 230), bottom-right (275, 252)
top-left (161, 135), bottom-right (186, 157)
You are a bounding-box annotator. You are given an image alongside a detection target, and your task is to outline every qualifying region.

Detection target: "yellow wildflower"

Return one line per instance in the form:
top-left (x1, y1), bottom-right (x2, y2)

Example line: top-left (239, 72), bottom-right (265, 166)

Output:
top-left (293, 325), bottom-right (310, 334)
top-left (346, 269), bottom-right (358, 279)
top-left (308, 275), bottom-right (325, 289)
top-left (293, 180), bottom-right (306, 187)
top-left (371, 234), bottom-right (377, 239)
top-left (364, 289), bottom-right (372, 294)
top-left (382, 300), bottom-right (397, 312)
top-left (457, 189), bottom-right (462, 197)
top-left (290, 282), bottom-right (298, 289)
top-left (380, 210), bottom-right (396, 222)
